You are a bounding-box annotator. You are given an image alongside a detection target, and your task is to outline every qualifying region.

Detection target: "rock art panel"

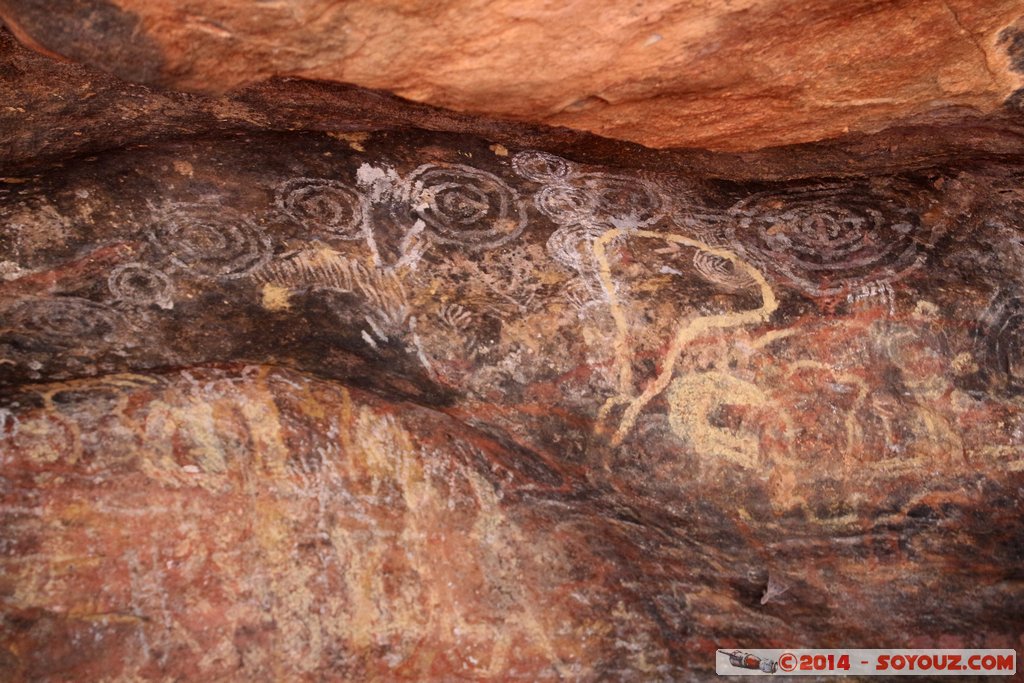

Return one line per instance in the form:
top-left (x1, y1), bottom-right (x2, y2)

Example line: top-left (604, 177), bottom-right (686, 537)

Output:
top-left (0, 30), bottom-right (1023, 681)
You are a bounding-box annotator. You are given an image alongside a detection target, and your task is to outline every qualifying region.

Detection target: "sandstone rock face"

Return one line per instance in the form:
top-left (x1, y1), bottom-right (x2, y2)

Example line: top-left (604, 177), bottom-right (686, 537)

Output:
top-left (2, 367), bottom-right (640, 680)
top-left (2, 0), bottom-right (1024, 150)
top-left (2, 21), bottom-right (1024, 683)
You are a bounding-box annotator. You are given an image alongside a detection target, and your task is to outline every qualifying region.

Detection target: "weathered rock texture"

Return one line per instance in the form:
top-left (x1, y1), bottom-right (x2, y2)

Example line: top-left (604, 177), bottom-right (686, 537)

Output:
top-left (3, 0), bottom-right (1024, 150)
top-left (2, 18), bottom-right (1024, 683)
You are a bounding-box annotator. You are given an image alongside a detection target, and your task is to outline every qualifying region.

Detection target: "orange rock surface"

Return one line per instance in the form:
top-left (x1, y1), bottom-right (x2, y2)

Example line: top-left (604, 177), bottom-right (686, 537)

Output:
top-left (2, 0), bottom-right (1023, 150)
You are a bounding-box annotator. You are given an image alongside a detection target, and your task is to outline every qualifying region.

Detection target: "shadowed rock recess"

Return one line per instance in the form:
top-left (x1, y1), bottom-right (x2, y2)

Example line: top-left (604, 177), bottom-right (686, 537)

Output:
top-left (1, 15), bottom-right (1024, 683)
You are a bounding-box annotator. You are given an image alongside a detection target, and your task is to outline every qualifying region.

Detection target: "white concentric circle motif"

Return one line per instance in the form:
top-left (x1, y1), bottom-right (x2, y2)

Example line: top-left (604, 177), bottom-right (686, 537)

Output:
top-left (4, 296), bottom-right (126, 345)
top-left (406, 164), bottom-right (527, 250)
top-left (276, 177), bottom-right (365, 240)
top-left (692, 249), bottom-right (757, 292)
top-left (149, 201), bottom-right (272, 279)
top-left (108, 262), bottom-right (174, 309)
top-left (534, 173), bottom-right (664, 228)
top-left (510, 150), bottom-right (575, 183)
top-left (727, 184), bottom-right (940, 297)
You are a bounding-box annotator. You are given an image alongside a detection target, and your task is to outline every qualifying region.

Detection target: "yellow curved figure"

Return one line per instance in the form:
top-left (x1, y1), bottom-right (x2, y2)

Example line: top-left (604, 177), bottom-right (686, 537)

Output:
top-left (666, 371), bottom-right (769, 469)
top-left (592, 228), bottom-right (777, 445)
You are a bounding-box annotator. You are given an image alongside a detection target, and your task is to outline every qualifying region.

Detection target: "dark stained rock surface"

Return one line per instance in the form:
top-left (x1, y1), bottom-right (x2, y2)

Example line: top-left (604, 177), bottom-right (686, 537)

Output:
top-left (1, 26), bottom-right (1024, 681)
